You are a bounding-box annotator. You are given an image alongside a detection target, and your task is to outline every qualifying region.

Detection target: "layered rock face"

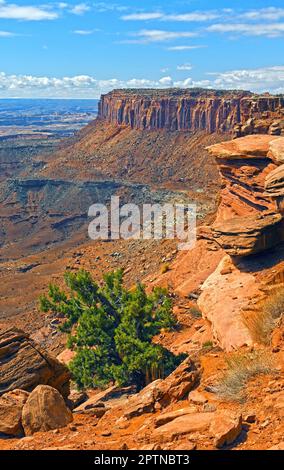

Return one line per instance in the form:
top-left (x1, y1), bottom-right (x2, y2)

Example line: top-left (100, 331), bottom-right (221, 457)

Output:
top-left (197, 135), bottom-right (284, 350)
top-left (0, 328), bottom-right (70, 398)
top-left (98, 89), bottom-right (284, 133)
top-left (207, 135), bottom-right (284, 256)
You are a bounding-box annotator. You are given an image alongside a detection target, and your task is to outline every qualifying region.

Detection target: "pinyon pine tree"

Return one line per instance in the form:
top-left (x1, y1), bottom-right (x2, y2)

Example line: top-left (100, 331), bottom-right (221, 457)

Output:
top-left (40, 269), bottom-right (184, 390)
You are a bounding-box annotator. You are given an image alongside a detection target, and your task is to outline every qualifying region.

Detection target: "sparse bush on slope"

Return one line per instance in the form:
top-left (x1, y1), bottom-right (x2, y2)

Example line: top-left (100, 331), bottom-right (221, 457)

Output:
top-left (213, 351), bottom-right (276, 402)
top-left (40, 269), bottom-right (184, 390)
top-left (244, 287), bottom-right (284, 345)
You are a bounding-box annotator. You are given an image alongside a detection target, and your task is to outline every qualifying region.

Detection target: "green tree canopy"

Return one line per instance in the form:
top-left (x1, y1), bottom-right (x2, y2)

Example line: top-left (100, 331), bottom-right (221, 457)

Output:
top-left (40, 269), bottom-right (184, 389)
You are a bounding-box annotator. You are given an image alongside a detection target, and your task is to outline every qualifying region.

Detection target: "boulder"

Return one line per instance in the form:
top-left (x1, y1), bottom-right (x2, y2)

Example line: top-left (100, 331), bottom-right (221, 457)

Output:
top-left (67, 390), bottom-right (88, 410)
top-left (122, 380), bottom-right (162, 420)
top-left (154, 407), bottom-right (197, 428)
top-left (0, 389), bottom-right (29, 436)
top-left (153, 412), bottom-right (214, 443)
top-left (188, 390), bottom-right (208, 405)
top-left (268, 138), bottom-right (284, 164)
top-left (74, 385), bottom-right (136, 414)
top-left (154, 357), bottom-right (201, 407)
top-left (22, 385), bottom-right (73, 435)
top-left (0, 327), bottom-right (70, 398)
top-left (209, 412), bottom-right (242, 448)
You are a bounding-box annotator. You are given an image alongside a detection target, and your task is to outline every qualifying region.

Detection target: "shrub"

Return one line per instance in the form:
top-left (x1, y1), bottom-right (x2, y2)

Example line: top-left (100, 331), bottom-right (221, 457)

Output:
top-left (213, 351), bottom-right (275, 402)
top-left (189, 305), bottom-right (202, 319)
top-left (202, 340), bottom-right (214, 350)
top-left (40, 269), bottom-right (184, 390)
top-left (160, 263), bottom-right (170, 274)
top-left (244, 287), bottom-right (284, 345)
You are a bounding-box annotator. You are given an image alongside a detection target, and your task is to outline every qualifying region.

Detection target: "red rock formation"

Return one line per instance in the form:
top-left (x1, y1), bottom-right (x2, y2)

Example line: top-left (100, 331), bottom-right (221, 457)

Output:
top-left (197, 135), bottom-right (284, 350)
top-left (98, 89), bottom-right (284, 133)
top-left (207, 135), bottom-right (284, 255)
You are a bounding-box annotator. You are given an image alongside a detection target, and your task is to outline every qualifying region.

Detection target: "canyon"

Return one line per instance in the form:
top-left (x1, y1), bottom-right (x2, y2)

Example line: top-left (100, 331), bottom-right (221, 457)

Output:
top-left (0, 89), bottom-right (283, 451)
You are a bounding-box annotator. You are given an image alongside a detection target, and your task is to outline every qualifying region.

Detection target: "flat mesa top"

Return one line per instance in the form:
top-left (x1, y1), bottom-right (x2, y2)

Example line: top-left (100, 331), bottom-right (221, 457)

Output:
top-left (101, 88), bottom-right (283, 100)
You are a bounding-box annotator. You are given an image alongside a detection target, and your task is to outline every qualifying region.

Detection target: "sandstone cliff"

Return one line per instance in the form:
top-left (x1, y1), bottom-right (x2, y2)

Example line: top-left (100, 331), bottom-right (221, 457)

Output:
top-left (98, 88), bottom-right (284, 133)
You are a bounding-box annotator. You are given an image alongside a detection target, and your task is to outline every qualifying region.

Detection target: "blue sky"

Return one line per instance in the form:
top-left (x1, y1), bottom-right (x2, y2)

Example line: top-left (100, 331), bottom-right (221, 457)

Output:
top-left (0, 0), bottom-right (284, 97)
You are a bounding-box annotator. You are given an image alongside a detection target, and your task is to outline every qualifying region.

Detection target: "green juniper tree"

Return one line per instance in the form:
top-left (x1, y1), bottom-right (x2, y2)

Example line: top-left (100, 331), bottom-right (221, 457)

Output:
top-left (40, 269), bottom-right (184, 390)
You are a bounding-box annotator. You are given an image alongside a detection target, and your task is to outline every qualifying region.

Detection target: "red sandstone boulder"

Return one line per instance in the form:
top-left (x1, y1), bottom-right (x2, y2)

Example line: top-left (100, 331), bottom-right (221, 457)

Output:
top-left (22, 385), bottom-right (73, 436)
top-left (153, 412), bottom-right (214, 443)
top-left (209, 412), bottom-right (242, 448)
top-left (122, 380), bottom-right (162, 420)
top-left (154, 357), bottom-right (202, 407)
top-left (0, 389), bottom-right (29, 436)
top-left (268, 138), bottom-right (284, 164)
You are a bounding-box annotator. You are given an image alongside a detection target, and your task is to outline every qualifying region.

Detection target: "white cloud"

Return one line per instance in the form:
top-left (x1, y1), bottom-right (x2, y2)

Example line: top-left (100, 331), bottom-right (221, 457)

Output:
top-left (0, 66), bottom-right (283, 98)
top-left (242, 7), bottom-right (284, 21)
top-left (70, 3), bottom-right (90, 16)
top-left (121, 12), bottom-right (163, 21)
top-left (167, 45), bottom-right (207, 51)
top-left (73, 29), bottom-right (98, 35)
top-left (0, 2), bottom-right (58, 20)
top-left (0, 30), bottom-right (15, 36)
top-left (207, 22), bottom-right (284, 37)
top-left (208, 66), bottom-right (284, 93)
top-left (125, 29), bottom-right (198, 44)
top-left (163, 12), bottom-right (220, 22)
top-left (177, 63), bottom-right (193, 71)
top-left (93, 2), bottom-right (128, 13)
top-left (121, 10), bottom-right (220, 22)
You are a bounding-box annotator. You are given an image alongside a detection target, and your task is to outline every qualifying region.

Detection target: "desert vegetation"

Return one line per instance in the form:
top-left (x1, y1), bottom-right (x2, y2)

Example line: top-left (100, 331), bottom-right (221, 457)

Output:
top-left (244, 288), bottom-right (284, 345)
top-left (213, 350), bottom-right (276, 402)
top-left (40, 269), bottom-right (184, 390)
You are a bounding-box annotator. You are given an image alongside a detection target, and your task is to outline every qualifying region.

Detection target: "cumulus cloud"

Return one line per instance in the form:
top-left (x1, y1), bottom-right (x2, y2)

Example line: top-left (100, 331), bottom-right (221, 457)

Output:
top-left (124, 29), bottom-right (198, 44)
top-left (177, 63), bottom-right (193, 71)
top-left (207, 22), bottom-right (284, 37)
top-left (121, 10), bottom-right (220, 22)
top-left (242, 7), bottom-right (284, 21)
top-left (0, 66), bottom-right (283, 98)
top-left (0, 2), bottom-right (58, 20)
top-left (93, 2), bottom-right (128, 13)
top-left (209, 66), bottom-right (284, 93)
top-left (167, 45), bottom-right (207, 51)
top-left (70, 3), bottom-right (90, 15)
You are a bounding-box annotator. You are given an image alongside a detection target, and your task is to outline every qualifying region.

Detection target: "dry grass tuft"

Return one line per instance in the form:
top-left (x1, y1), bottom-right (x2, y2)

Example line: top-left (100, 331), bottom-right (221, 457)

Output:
top-left (244, 287), bottom-right (284, 345)
top-left (213, 350), bottom-right (276, 402)
top-left (160, 263), bottom-right (170, 274)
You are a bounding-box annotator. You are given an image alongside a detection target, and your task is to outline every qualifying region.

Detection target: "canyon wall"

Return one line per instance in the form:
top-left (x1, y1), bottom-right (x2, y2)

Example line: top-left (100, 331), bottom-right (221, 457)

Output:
top-left (98, 89), bottom-right (284, 133)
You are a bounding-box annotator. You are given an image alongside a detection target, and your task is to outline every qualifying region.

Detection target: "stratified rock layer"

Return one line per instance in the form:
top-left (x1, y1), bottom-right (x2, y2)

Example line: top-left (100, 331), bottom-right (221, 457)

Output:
top-left (0, 327), bottom-right (70, 398)
top-left (207, 135), bottom-right (284, 256)
top-left (98, 89), bottom-right (284, 133)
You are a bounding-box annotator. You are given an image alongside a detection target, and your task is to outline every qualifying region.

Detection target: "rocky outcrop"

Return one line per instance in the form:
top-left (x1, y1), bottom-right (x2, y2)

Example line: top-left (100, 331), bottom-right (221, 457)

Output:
top-left (207, 135), bottom-right (284, 256)
top-left (197, 135), bottom-right (284, 350)
top-left (98, 89), bottom-right (284, 133)
top-left (22, 385), bottom-right (73, 435)
top-left (0, 328), bottom-right (70, 398)
top-left (212, 213), bottom-right (284, 257)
